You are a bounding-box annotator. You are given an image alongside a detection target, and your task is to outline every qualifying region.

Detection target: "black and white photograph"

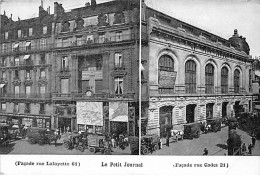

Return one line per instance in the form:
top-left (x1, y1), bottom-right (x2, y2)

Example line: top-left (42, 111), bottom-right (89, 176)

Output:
top-left (0, 0), bottom-right (260, 175)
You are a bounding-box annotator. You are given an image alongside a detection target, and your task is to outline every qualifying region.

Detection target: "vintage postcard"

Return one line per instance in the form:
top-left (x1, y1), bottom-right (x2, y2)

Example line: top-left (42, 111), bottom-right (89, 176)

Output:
top-left (0, 0), bottom-right (259, 175)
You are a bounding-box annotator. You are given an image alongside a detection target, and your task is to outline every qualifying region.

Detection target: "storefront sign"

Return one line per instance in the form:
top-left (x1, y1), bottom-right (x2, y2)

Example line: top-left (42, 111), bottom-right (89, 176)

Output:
top-left (109, 102), bottom-right (128, 122)
top-left (159, 70), bottom-right (177, 87)
top-left (77, 102), bottom-right (103, 126)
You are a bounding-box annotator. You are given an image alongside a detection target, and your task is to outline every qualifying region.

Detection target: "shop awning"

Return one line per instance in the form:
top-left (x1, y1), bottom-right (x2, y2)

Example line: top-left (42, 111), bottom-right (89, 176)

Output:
top-left (25, 41), bottom-right (31, 47)
top-left (23, 55), bottom-right (30, 60)
top-left (0, 83), bottom-right (6, 88)
top-left (13, 43), bottom-right (20, 48)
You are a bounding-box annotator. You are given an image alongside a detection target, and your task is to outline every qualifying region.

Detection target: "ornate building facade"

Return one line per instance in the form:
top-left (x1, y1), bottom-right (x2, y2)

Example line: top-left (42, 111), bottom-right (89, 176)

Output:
top-left (0, 0), bottom-right (140, 136)
top-left (141, 2), bottom-right (254, 136)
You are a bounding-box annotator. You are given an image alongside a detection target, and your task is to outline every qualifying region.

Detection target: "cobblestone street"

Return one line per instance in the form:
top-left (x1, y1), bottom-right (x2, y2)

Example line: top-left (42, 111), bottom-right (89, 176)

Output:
top-left (154, 126), bottom-right (260, 156)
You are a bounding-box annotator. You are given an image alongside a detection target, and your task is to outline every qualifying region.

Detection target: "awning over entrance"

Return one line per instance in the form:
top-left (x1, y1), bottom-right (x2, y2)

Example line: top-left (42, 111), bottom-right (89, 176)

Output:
top-left (0, 83), bottom-right (6, 88)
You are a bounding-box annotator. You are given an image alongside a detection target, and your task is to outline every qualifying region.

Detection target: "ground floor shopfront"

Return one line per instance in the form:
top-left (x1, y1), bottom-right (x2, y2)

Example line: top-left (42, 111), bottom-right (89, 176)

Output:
top-left (76, 101), bottom-right (137, 136)
top-left (0, 113), bottom-right (51, 129)
top-left (146, 95), bottom-right (252, 136)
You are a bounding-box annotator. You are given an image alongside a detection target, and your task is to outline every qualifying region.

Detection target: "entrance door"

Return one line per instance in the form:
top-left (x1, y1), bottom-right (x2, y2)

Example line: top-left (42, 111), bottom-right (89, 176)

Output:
top-left (58, 117), bottom-right (71, 133)
top-left (110, 121), bottom-right (127, 136)
top-left (186, 104), bottom-right (196, 123)
top-left (234, 101), bottom-right (244, 117)
top-left (206, 103), bottom-right (214, 119)
top-left (159, 106), bottom-right (173, 137)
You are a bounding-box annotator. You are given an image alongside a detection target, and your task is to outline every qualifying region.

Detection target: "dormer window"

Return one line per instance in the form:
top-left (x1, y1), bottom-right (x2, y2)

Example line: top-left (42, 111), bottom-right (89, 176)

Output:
top-left (29, 28), bottom-right (33, 36)
top-left (18, 30), bottom-right (22, 38)
top-left (5, 32), bottom-right (8, 40)
top-left (43, 26), bottom-right (47, 35)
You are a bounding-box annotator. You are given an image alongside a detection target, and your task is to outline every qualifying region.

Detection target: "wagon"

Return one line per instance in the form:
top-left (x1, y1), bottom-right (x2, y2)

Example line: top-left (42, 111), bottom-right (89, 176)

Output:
top-left (141, 134), bottom-right (160, 155)
top-left (183, 122), bottom-right (201, 139)
top-left (206, 117), bottom-right (222, 132)
top-left (27, 127), bottom-right (57, 145)
top-left (87, 134), bottom-right (111, 155)
top-left (0, 123), bottom-right (11, 146)
top-left (63, 133), bottom-right (81, 150)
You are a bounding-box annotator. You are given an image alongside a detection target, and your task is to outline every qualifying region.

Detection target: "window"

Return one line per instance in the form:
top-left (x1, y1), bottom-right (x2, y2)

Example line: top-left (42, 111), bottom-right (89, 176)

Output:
top-left (14, 70), bottom-right (19, 78)
top-left (25, 86), bottom-right (31, 95)
top-left (2, 44), bottom-right (7, 53)
top-left (61, 79), bottom-right (69, 93)
top-left (18, 30), bottom-right (22, 38)
top-left (115, 31), bottom-right (122, 42)
top-left (14, 57), bottom-right (20, 66)
top-left (61, 56), bottom-right (69, 69)
top-left (221, 67), bottom-right (228, 93)
top-left (13, 43), bottom-right (20, 51)
top-left (115, 77), bottom-right (123, 95)
top-left (5, 32), bottom-right (8, 40)
top-left (40, 54), bottom-right (46, 64)
top-left (1, 103), bottom-right (6, 111)
top-left (249, 69), bottom-right (252, 92)
top-left (1, 58), bottom-right (6, 66)
top-left (40, 86), bottom-right (46, 94)
top-left (159, 55), bottom-right (174, 71)
top-left (14, 103), bottom-right (19, 113)
top-left (25, 70), bottom-right (30, 79)
top-left (185, 60), bottom-right (196, 93)
top-left (43, 26), bottom-right (47, 34)
top-left (99, 34), bottom-right (105, 43)
top-left (25, 103), bottom-right (30, 113)
top-left (234, 69), bottom-right (240, 93)
top-left (39, 103), bottom-right (45, 114)
top-left (40, 69), bottom-right (46, 78)
top-left (29, 28), bottom-right (33, 36)
top-left (15, 86), bottom-right (20, 95)
top-left (25, 41), bottom-right (31, 51)
top-left (86, 35), bottom-right (93, 44)
top-left (2, 71), bottom-right (6, 79)
top-left (205, 64), bottom-right (214, 93)
top-left (115, 53), bottom-right (123, 67)
top-left (40, 38), bottom-right (46, 49)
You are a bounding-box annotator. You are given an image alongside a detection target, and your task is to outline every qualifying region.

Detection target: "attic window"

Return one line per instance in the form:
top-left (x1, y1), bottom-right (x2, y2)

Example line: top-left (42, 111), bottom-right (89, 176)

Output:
top-left (43, 26), bottom-right (47, 35)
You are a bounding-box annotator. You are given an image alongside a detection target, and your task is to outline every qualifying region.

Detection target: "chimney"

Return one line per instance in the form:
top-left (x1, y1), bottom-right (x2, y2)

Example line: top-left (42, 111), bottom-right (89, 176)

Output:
top-left (234, 29), bottom-right (238, 36)
top-left (91, 0), bottom-right (96, 6)
top-left (10, 14), bottom-right (12, 20)
top-left (54, 2), bottom-right (58, 19)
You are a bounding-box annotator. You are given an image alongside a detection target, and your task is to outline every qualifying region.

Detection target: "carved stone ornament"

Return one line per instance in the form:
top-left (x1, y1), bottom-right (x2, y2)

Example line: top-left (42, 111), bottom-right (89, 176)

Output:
top-left (24, 80), bottom-right (33, 86)
top-left (13, 80), bottom-right (21, 86)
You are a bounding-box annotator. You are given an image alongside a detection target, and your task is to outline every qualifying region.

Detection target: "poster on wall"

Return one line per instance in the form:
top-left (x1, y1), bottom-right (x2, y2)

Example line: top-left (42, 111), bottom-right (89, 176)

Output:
top-left (109, 102), bottom-right (128, 122)
top-left (77, 102), bottom-right (103, 126)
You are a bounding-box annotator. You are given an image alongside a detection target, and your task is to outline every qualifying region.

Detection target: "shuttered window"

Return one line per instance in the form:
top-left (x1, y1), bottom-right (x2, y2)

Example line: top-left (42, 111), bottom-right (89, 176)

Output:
top-left (185, 60), bottom-right (196, 93)
top-left (234, 69), bottom-right (240, 93)
top-left (115, 77), bottom-right (123, 95)
top-left (205, 64), bottom-right (214, 93)
top-left (221, 67), bottom-right (228, 93)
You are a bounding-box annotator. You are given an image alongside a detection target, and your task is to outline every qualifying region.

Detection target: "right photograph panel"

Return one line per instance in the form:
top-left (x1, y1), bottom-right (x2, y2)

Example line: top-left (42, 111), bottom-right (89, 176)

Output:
top-left (140, 0), bottom-right (260, 156)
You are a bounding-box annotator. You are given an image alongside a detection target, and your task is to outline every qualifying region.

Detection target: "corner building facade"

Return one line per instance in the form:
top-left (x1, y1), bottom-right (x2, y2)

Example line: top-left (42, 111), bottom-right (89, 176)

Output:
top-left (0, 0), bottom-right (140, 136)
top-left (141, 2), bottom-right (254, 136)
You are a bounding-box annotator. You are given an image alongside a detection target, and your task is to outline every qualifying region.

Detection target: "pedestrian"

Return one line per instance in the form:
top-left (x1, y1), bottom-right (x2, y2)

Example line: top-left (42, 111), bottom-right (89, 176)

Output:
top-left (159, 137), bottom-right (162, 149)
top-left (203, 147), bottom-right (208, 155)
top-left (166, 134), bottom-right (170, 147)
top-left (252, 136), bottom-right (256, 147)
top-left (248, 144), bottom-right (252, 155)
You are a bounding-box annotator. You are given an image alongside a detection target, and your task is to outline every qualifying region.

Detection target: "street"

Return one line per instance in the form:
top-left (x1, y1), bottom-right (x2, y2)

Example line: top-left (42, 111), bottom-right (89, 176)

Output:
top-left (153, 126), bottom-right (260, 156)
top-left (0, 134), bottom-right (131, 155)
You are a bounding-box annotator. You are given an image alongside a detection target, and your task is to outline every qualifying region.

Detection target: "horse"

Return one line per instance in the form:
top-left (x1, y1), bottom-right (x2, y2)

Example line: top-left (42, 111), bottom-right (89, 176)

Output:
top-left (170, 129), bottom-right (184, 142)
top-left (48, 134), bottom-right (60, 147)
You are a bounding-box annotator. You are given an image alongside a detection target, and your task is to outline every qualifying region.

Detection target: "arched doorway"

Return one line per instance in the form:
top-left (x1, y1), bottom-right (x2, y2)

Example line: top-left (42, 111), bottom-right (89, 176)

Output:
top-left (186, 104), bottom-right (196, 123)
top-left (234, 101), bottom-right (244, 117)
top-left (159, 106), bottom-right (173, 137)
top-left (206, 103), bottom-right (214, 119)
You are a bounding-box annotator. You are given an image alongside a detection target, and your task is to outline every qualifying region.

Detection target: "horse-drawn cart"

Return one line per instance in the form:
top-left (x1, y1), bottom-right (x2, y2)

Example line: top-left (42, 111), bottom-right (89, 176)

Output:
top-left (88, 134), bottom-right (111, 155)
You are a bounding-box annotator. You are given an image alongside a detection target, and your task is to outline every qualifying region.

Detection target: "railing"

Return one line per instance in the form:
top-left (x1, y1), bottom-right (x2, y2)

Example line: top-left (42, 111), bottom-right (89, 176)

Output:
top-left (0, 44), bottom-right (53, 56)
top-left (0, 93), bottom-right (52, 99)
top-left (52, 92), bottom-right (135, 99)
top-left (10, 60), bottom-right (34, 66)
top-left (54, 33), bottom-right (133, 48)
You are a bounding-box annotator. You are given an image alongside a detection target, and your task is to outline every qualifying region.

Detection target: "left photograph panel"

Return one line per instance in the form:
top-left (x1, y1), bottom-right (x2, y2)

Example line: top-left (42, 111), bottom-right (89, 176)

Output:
top-left (0, 0), bottom-right (140, 155)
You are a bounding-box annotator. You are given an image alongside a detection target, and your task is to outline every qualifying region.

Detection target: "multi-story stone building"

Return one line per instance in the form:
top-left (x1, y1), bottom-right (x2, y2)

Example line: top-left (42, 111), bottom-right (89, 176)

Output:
top-left (141, 2), bottom-right (254, 136)
top-left (0, 0), bottom-right (140, 136)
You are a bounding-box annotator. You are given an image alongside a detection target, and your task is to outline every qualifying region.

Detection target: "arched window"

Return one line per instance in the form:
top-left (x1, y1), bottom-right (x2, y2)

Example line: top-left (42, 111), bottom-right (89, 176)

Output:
top-left (234, 69), bottom-right (240, 93)
top-left (205, 64), bottom-right (214, 93)
top-left (185, 60), bottom-right (196, 93)
top-left (221, 67), bottom-right (228, 93)
top-left (158, 55), bottom-right (175, 94)
top-left (158, 55), bottom-right (174, 71)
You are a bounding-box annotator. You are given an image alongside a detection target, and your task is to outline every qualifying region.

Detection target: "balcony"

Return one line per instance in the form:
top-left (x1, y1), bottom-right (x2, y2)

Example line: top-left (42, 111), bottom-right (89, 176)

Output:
top-left (0, 78), bottom-right (8, 84)
top-left (0, 62), bottom-right (7, 67)
top-left (0, 44), bottom-right (53, 56)
top-left (0, 93), bottom-right (52, 99)
top-left (11, 60), bottom-right (34, 67)
top-left (54, 33), bottom-right (133, 49)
